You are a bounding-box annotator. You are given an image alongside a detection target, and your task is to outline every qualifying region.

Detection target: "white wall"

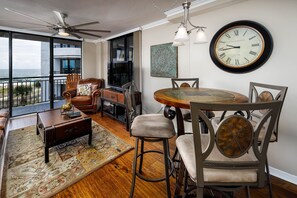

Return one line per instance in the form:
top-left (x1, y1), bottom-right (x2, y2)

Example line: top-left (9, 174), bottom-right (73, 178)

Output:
top-left (82, 42), bottom-right (97, 78)
top-left (141, 0), bottom-right (297, 181)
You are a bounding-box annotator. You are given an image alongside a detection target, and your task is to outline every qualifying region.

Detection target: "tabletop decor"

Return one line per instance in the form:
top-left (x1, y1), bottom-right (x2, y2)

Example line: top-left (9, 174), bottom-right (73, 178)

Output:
top-left (60, 102), bottom-right (74, 115)
top-left (151, 42), bottom-right (178, 78)
top-left (209, 20), bottom-right (273, 73)
top-left (4, 121), bottom-right (133, 198)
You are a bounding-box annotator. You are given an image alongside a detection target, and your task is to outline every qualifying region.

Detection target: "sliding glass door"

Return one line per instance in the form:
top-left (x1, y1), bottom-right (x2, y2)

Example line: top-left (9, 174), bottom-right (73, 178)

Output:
top-left (12, 34), bottom-right (51, 116)
top-left (0, 30), bottom-right (82, 117)
top-left (53, 39), bottom-right (81, 108)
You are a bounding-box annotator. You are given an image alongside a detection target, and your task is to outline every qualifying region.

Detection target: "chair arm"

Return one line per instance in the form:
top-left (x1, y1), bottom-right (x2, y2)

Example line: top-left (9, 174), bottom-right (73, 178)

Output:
top-left (63, 89), bottom-right (77, 100)
top-left (91, 89), bottom-right (101, 104)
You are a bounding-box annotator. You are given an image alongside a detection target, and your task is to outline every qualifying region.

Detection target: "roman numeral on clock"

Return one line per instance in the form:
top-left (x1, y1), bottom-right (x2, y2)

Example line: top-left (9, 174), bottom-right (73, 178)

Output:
top-left (252, 43), bottom-right (260, 47)
top-left (226, 57), bottom-right (231, 64)
top-left (220, 53), bottom-right (226, 59)
top-left (249, 51), bottom-right (257, 56)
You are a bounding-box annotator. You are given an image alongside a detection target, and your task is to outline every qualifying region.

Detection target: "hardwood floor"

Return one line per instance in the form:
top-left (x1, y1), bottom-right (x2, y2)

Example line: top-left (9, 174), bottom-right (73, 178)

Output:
top-left (5, 113), bottom-right (297, 198)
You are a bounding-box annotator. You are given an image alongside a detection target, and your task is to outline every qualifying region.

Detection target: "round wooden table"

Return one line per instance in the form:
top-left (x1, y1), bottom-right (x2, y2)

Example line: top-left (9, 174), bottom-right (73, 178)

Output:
top-left (154, 87), bottom-right (248, 136)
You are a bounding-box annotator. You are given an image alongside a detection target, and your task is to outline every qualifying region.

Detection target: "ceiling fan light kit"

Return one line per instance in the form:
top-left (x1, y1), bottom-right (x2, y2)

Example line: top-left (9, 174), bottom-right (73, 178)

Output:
top-left (4, 8), bottom-right (111, 39)
top-left (58, 28), bottom-right (69, 36)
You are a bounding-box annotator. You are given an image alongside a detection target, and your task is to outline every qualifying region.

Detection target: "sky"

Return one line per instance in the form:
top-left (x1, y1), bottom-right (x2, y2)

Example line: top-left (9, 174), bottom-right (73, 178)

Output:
top-left (0, 37), bottom-right (41, 70)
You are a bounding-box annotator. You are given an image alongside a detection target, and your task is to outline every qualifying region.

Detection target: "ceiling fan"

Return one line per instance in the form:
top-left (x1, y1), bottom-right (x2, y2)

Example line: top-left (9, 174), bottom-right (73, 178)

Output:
top-left (4, 8), bottom-right (111, 39)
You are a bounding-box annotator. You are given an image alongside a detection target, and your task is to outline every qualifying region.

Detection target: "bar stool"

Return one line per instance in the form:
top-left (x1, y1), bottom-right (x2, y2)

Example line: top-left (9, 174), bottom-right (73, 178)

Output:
top-left (129, 114), bottom-right (175, 198)
top-left (122, 82), bottom-right (175, 198)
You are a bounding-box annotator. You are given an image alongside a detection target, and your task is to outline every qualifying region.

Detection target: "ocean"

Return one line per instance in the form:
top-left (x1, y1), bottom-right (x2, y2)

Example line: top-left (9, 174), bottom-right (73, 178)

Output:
top-left (0, 69), bottom-right (41, 78)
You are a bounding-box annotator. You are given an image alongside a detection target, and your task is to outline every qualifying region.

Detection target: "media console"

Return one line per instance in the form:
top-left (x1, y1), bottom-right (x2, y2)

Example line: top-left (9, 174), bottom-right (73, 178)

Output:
top-left (100, 88), bottom-right (142, 131)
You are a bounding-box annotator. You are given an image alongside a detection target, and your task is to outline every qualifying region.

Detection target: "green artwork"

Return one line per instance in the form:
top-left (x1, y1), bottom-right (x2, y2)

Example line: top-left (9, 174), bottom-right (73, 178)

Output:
top-left (151, 43), bottom-right (178, 78)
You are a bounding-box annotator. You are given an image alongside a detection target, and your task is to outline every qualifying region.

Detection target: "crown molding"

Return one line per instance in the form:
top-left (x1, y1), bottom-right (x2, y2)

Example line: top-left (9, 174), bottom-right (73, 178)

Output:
top-left (165, 0), bottom-right (247, 23)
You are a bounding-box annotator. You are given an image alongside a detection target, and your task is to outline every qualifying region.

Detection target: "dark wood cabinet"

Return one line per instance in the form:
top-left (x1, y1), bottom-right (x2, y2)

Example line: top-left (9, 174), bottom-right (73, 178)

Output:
top-left (100, 88), bottom-right (141, 130)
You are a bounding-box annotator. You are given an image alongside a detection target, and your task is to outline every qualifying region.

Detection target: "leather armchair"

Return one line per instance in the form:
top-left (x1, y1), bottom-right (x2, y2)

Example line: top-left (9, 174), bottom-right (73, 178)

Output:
top-left (63, 78), bottom-right (104, 113)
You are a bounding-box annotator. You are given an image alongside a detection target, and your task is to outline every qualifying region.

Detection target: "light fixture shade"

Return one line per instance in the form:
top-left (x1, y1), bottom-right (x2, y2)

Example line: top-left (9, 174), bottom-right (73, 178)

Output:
top-left (58, 28), bottom-right (69, 36)
top-left (194, 29), bottom-right (207, 44)
top-left (174, 26), bottom-right (189, 42)
top-left (172, 41), bottom-right (185, 47)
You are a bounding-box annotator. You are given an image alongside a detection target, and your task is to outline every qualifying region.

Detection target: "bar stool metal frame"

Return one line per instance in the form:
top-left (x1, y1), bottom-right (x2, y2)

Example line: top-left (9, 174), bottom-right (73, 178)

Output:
top-left (122, 82), bottom-right (175, 198)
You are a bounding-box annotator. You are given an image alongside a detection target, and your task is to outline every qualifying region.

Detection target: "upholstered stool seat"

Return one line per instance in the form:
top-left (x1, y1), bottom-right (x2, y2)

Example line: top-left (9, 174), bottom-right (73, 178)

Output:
top-left (131, 114), bottom-right (175, 138)
top-left (130, 114), bottom-right (175, 198)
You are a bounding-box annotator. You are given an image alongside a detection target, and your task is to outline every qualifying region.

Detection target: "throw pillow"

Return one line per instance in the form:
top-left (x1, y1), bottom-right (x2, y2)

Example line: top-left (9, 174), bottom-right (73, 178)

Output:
top-left (77, 84), bottom-right (92, 96)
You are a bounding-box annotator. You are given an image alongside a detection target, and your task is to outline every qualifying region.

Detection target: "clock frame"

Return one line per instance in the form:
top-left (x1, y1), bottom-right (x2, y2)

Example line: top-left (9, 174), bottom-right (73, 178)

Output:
top-left (210, 20), bottom-right (273, 73)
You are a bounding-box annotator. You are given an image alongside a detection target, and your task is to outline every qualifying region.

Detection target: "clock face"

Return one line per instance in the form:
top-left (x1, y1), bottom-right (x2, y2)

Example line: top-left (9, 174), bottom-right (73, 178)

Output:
top-left (214, 26), bottom-right (265, 68)
top-left (210, 20), bottom-right (273, 73)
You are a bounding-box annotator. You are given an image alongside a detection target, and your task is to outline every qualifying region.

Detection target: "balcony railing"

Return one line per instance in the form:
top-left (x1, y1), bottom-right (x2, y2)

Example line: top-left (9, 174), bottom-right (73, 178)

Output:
top-left (0, 75), bottom-right (67, 109)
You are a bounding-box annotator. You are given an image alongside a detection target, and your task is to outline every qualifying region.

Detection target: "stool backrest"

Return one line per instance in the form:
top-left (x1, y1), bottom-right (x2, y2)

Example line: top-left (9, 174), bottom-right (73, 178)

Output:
top-left (171, 78), bottom-right (199, 88)
top-left (122, 81), bottom-right (139, 132)
top-left (249, 82), bottom-right (288, 142)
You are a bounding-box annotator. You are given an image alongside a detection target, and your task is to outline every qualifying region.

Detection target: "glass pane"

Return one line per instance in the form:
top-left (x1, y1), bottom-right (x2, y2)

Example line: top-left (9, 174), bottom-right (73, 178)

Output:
top-left (53, 39), bottom-right (82, 108)
top-left (0, 32), bottom-right (9, 109)
top-left (12, 33), bottom-right (50, 116)
top-left (127, 35), bottom-right (133, 61)
top-left (112, 37), bottom-right (125, 62)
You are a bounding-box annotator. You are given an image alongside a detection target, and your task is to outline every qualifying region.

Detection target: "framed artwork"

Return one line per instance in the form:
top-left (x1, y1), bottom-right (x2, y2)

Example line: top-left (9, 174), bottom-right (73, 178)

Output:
top-left (150, 43), bottom-right (178, 78)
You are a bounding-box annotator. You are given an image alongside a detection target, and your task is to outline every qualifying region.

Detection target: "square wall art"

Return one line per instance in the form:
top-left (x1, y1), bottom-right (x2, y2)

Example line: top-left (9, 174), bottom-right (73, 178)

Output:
top-left (150, 43), bottom-right (178, 78)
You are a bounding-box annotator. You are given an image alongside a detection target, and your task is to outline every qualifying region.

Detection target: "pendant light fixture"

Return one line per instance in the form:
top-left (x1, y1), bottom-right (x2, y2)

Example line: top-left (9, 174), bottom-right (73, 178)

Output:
top-left (173, 1), bottom-right (207, 45)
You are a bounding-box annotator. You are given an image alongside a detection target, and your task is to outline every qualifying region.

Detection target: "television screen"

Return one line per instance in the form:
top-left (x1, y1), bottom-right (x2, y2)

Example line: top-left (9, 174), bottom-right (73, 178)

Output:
top-left (108, 61), bottom-right (133, 89)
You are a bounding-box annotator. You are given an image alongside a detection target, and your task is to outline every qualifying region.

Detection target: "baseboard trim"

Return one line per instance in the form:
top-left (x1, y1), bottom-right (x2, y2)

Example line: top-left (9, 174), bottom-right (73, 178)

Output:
top-left (270, 166), bottom-right (297, 185)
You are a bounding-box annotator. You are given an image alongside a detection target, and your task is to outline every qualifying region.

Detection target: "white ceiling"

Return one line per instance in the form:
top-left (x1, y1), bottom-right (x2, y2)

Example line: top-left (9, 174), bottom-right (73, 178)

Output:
top-left (0, 0), bottom-right (243, 41)
top-left (0, 0), bottom-right (185, 40)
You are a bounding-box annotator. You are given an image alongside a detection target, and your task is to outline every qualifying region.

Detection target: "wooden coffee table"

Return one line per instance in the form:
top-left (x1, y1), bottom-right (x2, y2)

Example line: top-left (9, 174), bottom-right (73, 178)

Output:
top-left (36, 107), bottom-right (92, 163)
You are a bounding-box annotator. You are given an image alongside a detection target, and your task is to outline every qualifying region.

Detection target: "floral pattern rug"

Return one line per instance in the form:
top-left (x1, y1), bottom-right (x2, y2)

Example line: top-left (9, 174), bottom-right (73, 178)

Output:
top-left (4, 122), bottom-right (133, 198)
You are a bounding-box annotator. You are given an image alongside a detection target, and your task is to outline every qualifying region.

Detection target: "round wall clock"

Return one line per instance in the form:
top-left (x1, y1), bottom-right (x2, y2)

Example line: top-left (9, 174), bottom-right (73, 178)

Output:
top-left (209, 20), bottom-right (273, 73)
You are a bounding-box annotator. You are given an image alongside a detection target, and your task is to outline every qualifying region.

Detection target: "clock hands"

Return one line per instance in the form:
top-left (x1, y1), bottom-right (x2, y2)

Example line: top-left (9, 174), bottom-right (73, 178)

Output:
top-left (219, 45), bottom-right (241, 51)
top-left (226, 44), bottom-right (240, 48)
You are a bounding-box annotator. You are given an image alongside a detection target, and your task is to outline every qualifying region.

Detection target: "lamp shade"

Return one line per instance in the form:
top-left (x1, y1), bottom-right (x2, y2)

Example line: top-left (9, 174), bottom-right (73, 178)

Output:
top-left (174, 26), bottom-right (189, 42)
top-left (194, 29), bottom-right (207, 44)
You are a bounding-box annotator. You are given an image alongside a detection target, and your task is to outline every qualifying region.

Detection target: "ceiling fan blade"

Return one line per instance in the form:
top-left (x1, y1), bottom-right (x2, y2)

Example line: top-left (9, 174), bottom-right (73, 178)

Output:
top-left (4, 8), bottom-right (55, 26)
top-left (53, 11), bottom-right (66, 26)
top-left (71, 21), bottom-right (99, 28)
top-left (68, 32), bottom-right (82, 39)
top-left (74, 29), bottom-right (111, 33)
top-left (0, 19), bottom-right (47, 26)
top-left (75, 31), bottom-right (102, 38)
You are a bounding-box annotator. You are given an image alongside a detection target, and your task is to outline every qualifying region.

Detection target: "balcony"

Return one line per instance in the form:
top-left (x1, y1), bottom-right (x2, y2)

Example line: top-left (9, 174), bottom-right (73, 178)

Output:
top-left (0, 75), bottom-right (67, 116)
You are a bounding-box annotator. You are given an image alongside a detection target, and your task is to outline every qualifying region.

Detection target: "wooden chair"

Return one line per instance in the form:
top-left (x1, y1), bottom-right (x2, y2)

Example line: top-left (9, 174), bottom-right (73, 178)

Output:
top-left (249, 82), bottom-right (288, 197)
top-left (65, 73), bottom-right (81, 91)
top-left (123, 82), bottom-right (175, 198)
top-left (175, 101), bottom-right (282, 198)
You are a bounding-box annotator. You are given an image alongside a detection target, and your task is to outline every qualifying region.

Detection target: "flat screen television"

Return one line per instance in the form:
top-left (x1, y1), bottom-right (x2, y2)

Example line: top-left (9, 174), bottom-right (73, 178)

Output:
top-left (108, 61), bottom-right (133, 90)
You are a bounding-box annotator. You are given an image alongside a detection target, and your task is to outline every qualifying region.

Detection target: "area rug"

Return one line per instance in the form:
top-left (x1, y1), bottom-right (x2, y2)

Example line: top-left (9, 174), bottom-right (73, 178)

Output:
top-left (4, 122), bottom-right (133, 198)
